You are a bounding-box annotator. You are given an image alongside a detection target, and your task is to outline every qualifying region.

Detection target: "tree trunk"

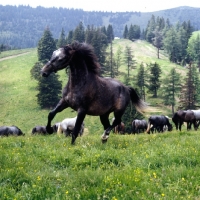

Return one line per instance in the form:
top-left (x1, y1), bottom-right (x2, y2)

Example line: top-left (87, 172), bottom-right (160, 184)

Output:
top-left (157, 47), bottom-right (160, 59)
top-left (172, 105), bottom-right (174, 115)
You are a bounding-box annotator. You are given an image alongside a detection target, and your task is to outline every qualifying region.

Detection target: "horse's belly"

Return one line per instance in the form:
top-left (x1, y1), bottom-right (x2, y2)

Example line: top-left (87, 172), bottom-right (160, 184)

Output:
top-left (87, 105), bottom-right (112, 116)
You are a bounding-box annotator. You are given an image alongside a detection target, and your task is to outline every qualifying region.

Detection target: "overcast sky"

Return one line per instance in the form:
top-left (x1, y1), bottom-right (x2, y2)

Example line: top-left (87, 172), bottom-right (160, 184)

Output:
top-left (1, 0), bottom-right (200, 12)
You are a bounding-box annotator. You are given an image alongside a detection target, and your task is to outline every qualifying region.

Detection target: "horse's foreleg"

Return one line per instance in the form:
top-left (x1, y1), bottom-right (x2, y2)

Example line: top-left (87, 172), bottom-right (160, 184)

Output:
top-left (46, 99), bottom-right (68, 134)
top-left (71, 110), bottom-right (86, 145)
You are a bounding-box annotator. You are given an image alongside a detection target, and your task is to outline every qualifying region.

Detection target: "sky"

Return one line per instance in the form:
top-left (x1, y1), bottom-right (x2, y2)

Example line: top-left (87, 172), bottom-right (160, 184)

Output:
top-left (1, 0), bottom-right (200, 12)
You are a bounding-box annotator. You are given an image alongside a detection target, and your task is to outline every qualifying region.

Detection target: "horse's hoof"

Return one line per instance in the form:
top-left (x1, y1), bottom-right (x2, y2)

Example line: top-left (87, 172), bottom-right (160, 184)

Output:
top-left (101, 134), bottom-right (109, 143)
top-left (71, 135), bottom-right (76, 145)
top-left (46, 126), bottom-right (53, 134)
top-left (102, 139), bottom-right (108, 143)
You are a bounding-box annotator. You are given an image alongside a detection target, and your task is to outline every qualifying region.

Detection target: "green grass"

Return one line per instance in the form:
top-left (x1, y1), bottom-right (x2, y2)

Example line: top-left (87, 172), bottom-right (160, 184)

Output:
top-left (0, 48), bottom-right (34, 59)
top-left (0, 39), bottom-right (197, 199)
top-left (1, 131), bottom-right (200, 199)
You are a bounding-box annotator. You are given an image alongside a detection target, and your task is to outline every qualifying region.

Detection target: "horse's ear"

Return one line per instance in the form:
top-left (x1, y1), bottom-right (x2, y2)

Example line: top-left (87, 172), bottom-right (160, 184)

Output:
top-left (64, 46), bottom-right (75, 55)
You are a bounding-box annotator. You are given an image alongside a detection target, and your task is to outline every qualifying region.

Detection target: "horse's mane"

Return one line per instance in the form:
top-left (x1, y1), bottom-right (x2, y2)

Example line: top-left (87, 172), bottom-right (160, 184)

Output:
top-left (70, 41), bottom-right (101, 74)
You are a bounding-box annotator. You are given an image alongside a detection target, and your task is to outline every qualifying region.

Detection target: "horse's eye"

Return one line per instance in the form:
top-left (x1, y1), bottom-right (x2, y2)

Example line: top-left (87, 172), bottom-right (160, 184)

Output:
top-left (51, 57), bottom-right (58, 62)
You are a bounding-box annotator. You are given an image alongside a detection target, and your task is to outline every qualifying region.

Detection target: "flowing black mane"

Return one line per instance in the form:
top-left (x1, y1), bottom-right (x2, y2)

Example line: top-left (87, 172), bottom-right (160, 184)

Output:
top-left (69, 41), bottom-right (101, 75)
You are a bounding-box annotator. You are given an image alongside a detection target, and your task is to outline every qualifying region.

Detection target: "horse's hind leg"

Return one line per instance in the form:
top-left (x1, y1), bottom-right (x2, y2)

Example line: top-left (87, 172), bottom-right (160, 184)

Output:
top-left (46, 99), bottom-right (68, 134)
top-left (100, 113), bottom-right (111, 142)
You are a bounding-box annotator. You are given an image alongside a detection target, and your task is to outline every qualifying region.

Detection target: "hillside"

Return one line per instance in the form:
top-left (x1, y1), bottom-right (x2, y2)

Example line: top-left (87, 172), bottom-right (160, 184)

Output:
top-left (0, 39), bottom-right (186, 135)
top-left (0, 5), bottom-right (200, 48)
top-left (2, 40), bottom-right (200, 199)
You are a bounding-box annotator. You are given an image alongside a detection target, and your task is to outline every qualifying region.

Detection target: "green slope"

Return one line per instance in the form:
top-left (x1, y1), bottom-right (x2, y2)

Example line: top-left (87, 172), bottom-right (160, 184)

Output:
top-left (0, 40), bottom-right (187, 135)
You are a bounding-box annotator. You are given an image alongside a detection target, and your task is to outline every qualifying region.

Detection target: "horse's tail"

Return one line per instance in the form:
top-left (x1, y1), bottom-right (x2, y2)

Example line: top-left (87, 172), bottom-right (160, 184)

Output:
top-left (129, 87), bottom-right (147, 113)
top-left (57, 123), bottom-right (62, 134)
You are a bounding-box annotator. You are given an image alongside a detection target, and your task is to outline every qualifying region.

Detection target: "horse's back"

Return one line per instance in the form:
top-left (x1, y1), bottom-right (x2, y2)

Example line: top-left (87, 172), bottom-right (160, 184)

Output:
top-left (191, 110), bottom-right (200, 119)
top-left (0, 126), bottom-right (9, 136)
top-left (0, 125), bottom-right (23, 136)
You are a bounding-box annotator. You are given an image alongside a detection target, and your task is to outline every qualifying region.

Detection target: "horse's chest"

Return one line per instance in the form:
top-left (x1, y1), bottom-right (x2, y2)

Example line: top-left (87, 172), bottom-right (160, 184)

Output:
top-left (65, 92), bottom-right (81, 109)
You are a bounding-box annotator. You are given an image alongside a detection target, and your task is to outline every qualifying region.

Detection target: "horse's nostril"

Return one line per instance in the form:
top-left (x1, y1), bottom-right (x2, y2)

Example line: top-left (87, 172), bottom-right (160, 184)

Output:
top-left (41, 72), bottom-right (48, 77)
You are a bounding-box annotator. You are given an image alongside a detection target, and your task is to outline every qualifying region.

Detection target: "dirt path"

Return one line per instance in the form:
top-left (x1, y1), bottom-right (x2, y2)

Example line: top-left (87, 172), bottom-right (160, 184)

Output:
top-left (0, 52), bottom-right (31, 62)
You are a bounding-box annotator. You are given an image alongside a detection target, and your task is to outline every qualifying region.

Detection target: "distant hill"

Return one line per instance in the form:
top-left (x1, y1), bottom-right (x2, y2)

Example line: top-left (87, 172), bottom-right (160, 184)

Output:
top-left (0, 5), bottom-right (200, 48)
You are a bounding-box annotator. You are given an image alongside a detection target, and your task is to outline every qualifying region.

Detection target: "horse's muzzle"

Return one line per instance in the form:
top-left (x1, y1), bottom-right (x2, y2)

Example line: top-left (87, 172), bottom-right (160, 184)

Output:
top-left (41, 71), bottom-right (48, 77)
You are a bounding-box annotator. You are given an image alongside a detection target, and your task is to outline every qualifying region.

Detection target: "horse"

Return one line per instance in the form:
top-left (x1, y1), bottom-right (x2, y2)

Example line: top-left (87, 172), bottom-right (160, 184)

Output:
top-left (132, 119), bottom-right (147, 134)
top-left (113, 122), bottom-right (125, 134)
top-left (172, 110), bottom-right (197, 131)
top-left (146, 115), bottom-right (173, 134)
top-left (111, 118), bottom-right (125, 134)
top-left (41, 41), bottom-right (147, 144)
top-left (0, 125), bottom-right (24, 136)
top-left (57, 116), bottom-right (84, 137)
top-left (52, 122), bottom-right (61, 133)
top-left (191, 109), bottom-right (200, 129)
top-left (32, 126), bottom-right (48, 135)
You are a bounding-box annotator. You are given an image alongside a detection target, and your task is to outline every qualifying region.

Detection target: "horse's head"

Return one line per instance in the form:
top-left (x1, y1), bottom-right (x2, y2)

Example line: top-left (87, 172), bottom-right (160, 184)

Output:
top-left (41, 45), bottom-right (75, 77)
top-left (168, 123), bottom-right (173, 131)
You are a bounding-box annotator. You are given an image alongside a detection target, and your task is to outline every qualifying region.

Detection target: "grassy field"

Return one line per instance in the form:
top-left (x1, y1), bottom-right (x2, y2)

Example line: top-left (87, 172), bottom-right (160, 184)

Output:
top-left (1, 131), bottom-right (200, 199)
top-left (1, 39), bottom-right (198, 199)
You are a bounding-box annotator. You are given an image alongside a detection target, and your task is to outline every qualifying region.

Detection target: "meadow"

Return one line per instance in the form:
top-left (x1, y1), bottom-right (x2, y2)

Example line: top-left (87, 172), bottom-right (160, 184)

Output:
top-left (0, 39), bottom-right (199, 199)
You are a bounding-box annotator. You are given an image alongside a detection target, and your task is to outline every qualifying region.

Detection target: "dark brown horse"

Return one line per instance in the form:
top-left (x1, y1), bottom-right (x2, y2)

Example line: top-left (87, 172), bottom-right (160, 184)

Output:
top-left (114, 122), bottom-right (125, 134)
top-left (41, 41), bottom-right (147, 144)
top-left (32, 126), bottom-right (48, 135)
top-left (172, 110), bottom-right (197, 131)
top-left (132, 119), bottom-right (147, 134)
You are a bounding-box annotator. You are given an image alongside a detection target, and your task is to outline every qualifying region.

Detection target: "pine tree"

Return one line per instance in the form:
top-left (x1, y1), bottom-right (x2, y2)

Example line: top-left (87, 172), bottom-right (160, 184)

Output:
top-left (123, 25), bottom-right (128, 39)
top-left (73, 21), bottom-right (85, 42)
top-left (191, 64), bottom-right (200, 105)
top-left (37, 27), bottom-right (56, 62)
top-left (128, 24), bottom-right (134, 41)
top-left (147, 62), bottom-right (162, 97)
top-left (36, 27), bottom-right (62, 109)
top-left (57, 28), bottom-right (66, 48)
top-left (160, 68), bottom-right (181, 114)
top-left (106, 24), bottom-right (114, 42)
top-left (145, 15), bottom-right (156, 43)
top-left (36, 74), bottom-right (62, 109)
top-left (115, 47), bottom-right (122, 76)
top-left (66, 30), bottom-right (73, 44)
top-left (163, 27), bottom-right (179, 63)
top-left (152, 26), bottom-right (163, 59)
top-left (136, 63), bottom-right (146, 100)
top-left (179, 64), bottom-right (196, 110)
top-left (176, 26), bottom-right (188, 65)
top-left (187, 33), bottom-right (200, 71)
top-left (124, 46), bottom-right (136, 77)
top-left (89, 28), bottom-right (108, 76)
top-left (133, 25), bottom-right (141, 39)
top-left (121, 75), bottom-right (143, 133)
top-left (30, 62), bottom-right (43, 80)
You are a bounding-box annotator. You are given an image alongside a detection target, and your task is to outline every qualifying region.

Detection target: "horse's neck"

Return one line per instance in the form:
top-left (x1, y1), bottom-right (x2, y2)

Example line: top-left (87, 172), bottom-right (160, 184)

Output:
top-left (69, 65), bottom-right (89, 87)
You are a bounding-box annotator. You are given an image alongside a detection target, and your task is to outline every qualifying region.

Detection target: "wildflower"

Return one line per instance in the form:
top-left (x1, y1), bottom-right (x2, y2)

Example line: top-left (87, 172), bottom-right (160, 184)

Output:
top-left (37, 176), bottom-right (41, 181)
top-left (161, 193), bottom-right (165, 197)
top-left (66, 190), bottom-right (69, 194)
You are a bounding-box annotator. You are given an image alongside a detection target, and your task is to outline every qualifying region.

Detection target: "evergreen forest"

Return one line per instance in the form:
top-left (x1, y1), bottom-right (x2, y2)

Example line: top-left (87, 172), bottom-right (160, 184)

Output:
top-left (1, 5), bottom-right (200, 48)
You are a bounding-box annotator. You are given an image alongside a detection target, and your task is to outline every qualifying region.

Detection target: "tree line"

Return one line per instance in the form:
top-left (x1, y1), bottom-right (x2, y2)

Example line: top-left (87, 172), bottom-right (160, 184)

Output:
top-left (1, 5), bottom-right (200, 49)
